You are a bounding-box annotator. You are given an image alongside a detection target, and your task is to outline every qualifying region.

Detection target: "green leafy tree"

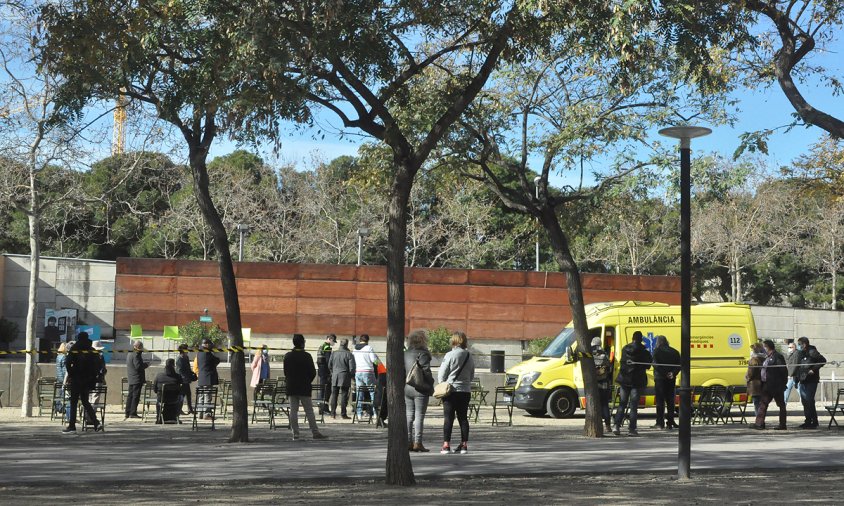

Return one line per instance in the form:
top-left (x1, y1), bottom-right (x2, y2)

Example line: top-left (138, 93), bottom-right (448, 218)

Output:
top-left (41, 1), bottom-right (306, 442)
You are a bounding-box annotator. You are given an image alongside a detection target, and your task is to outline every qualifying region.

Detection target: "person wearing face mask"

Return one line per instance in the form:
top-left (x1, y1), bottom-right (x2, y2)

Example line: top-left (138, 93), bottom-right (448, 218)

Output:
top-left (250, 344), bottom-right (271, 387)
top-left (795, 336), bottom-right (826, 429)
top-left (784, 340), bottom-right (801, 403)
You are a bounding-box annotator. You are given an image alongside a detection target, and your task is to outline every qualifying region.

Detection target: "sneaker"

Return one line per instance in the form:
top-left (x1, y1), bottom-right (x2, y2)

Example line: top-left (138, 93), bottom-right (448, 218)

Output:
top-left (628, 429), bottom-right (639, 436)
top-left (61, 427), bottom-right (77, 434)
top-left (313, 433), bottom-right (328, 440)
top-left (612, 427), bottom-right (621, 436)
top-left (292, 434), bottom-right (300, 441)
top-left (440, 444), bottom-right (452, 454)
top-left (341, 415), bottom-right (351, 420)
top-left (652, 423), bottom-right (664, 429)
top-left (456, 443), bottom-right (468, 454)
top-left (773, 425), bottom-right (787, 431)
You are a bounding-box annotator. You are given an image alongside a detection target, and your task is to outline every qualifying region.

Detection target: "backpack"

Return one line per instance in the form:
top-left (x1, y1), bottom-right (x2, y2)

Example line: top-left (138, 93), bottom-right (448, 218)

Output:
top-left (593, 348), bottom-right (609, 380)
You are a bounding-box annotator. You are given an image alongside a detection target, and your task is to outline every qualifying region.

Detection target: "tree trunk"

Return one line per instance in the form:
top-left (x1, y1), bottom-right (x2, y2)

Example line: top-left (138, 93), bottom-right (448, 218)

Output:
top-left (188, 145), bottom-right (249, 443)
top-left (539, 208), bottom-right (602, 437)
top-left (384, 166), bottom-right (414, 485)
top-left (20, 207), bottom-right (40, 417)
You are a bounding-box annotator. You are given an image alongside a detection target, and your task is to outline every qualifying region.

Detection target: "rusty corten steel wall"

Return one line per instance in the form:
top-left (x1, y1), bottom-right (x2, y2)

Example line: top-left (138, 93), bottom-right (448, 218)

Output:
top-left (114, 258), bottom-right (680, 341)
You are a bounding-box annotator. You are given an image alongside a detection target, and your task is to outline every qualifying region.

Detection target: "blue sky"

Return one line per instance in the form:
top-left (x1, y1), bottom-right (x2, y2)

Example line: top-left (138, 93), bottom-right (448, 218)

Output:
top-left (222, 64), bottom-right (839, 186)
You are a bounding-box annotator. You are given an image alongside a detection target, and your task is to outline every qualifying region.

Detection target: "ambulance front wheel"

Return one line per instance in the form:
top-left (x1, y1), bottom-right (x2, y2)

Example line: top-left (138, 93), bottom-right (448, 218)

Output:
top-left (546, 387), bottom-right (577, 418)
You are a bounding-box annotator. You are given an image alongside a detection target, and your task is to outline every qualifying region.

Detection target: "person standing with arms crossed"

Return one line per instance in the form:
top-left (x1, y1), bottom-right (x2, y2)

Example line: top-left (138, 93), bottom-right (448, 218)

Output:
top-left (652, 335), bottom-right (681, 430)
top-left (795, 336), bottom-right (826, 429)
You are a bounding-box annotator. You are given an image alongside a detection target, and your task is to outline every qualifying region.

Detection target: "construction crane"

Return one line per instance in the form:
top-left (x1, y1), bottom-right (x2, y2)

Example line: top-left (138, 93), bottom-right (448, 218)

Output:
top-left (112, 91), bottom-right (128, 156)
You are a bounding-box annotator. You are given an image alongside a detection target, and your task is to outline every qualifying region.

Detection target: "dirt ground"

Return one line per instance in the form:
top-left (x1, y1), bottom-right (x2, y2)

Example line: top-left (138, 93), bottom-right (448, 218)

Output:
top-left (1, 469), bottom-right (842, 505)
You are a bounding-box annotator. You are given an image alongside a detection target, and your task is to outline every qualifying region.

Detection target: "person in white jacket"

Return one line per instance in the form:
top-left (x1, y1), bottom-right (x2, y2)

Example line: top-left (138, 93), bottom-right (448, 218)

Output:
top-left (352, 334), bottom-right (380, 418)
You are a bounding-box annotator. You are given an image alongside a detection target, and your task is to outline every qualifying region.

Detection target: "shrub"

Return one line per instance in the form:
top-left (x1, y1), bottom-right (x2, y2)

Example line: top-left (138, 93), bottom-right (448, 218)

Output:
top-left (0, 317), bottom-right (19, 343)
top-left (427, 326), bottom-right (452, 354)
top-left (178, 320), bottom-right (226, 349)
top-left (527, 336), bottom-right (554, 357)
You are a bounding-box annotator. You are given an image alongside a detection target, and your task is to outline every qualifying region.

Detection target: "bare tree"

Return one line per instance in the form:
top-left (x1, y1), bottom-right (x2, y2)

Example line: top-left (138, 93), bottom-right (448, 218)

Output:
top-left (0, 4), bottom-right (100, 416)
top-left (801, 199), bottom-right (844, 309)
top-left (692, 168), bottom-right (803, 302)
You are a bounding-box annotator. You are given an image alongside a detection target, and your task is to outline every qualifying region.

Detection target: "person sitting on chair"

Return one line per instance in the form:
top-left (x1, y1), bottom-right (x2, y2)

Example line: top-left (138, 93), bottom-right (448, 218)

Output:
top-left (153, 358), bottom-right (183, 423)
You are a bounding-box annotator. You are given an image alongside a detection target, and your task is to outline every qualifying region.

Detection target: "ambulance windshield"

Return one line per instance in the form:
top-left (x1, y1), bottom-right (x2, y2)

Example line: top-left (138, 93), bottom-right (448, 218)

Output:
top-left (540, 327), bottom-right (576, 358)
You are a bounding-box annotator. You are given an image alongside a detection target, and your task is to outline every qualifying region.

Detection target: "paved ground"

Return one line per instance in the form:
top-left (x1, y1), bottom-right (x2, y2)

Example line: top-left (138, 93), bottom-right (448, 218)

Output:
top-left (1, 404), bottom-right (842, 504)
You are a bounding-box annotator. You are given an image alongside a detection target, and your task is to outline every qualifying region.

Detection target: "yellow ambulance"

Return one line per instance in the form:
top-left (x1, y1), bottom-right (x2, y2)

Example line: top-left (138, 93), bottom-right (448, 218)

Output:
top-left (506, 301), bottom-right (756, 418)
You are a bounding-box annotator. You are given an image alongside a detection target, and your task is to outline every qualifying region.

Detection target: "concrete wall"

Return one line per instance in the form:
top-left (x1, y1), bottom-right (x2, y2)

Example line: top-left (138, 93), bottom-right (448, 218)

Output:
top-left (1, 254), bottom-right (116, 349)
top-left (752, 305), bottom-right (843, 381)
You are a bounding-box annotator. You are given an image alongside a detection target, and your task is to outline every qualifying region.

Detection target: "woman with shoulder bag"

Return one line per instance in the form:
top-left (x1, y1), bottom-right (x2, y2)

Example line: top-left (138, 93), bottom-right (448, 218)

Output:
top-left (404, 330), bottom-right (434, 452)
top-left (746, 342), bottom-right (765, 417)
top-left (436, 331), bottom-right (475, 455)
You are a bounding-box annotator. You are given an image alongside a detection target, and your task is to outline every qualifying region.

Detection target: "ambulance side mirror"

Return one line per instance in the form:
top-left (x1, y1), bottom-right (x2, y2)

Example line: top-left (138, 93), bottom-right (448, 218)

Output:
top-left (565, 345), bottom-right (576, 363)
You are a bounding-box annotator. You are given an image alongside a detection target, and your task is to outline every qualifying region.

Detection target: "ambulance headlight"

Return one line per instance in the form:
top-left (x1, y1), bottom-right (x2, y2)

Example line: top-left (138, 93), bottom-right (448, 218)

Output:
top-left (520, 371), bottom-right (541, 386)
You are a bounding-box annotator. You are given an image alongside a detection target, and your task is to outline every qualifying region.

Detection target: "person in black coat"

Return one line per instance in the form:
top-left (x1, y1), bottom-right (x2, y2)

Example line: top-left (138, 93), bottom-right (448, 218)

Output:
top-left (124, 340), bottom-right (149, 420)
top-left (63, 332), bottom-right (101, 433)
top-left (754, 339), bottom-right (788, 430)
top-left (796, 336), bottom-right (826, 429)
top-left (612, 331), bottom-right (652, 436)
top-left (176, 344), bottom-right (196, 415)
top-left (153, 358), bottom-right (183, 423)
top-left (283, 334), bottom-right (326, 440)
top-left (196, 338), bottom-right (220, 418)
top-left (652, 335), bottom-right (681, 430)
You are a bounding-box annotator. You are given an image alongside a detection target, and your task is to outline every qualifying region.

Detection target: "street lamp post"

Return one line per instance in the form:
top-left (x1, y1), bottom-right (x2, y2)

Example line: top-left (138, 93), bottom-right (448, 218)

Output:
top-left (357, 227), bottom-right (369, 266)
top-left (659, 125), bottom-right (711, 480)
top-left (236, 224), bottom-right (250, 262)
top-left (534, 176), bottom-right (541, 272)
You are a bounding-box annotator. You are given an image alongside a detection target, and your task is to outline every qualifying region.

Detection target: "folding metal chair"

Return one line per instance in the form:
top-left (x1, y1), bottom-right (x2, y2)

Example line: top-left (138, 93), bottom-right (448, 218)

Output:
top-left (193, 385), bottom-right (218, 430)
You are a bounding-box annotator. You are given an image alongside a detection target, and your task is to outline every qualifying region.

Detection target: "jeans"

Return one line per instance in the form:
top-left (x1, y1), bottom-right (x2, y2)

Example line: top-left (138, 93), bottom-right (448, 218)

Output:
top-left (799, 380), bottom-right (819, 424)
top-left (752, 395), bottom-right (761, 417)
top-left (406, 394), bottom-right (430, 444)
top-left (442, 391), bottom-right (471, 444)
top-left (614, 386), bottom-right (641, 431)
top-left (330, 385), bottom-right (350, 416)
top-left (784, 377), bottom-right (801, 403)
top-left (654, 376), bottom-right (676, 427)
top-left (598, 387), bottom-right (611, 426)
top-left (289, 395), bottom-right (320, 437)
top-left (355, 372), bottom-right (376, 416)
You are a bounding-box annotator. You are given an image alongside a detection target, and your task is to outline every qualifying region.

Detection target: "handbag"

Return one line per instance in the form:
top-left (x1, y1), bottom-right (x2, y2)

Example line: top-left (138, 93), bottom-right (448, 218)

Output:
top-left (433, 381), bottom-right (452, 399)
top-left (406, 359), bottom-right (432, 394)
top-left (433, 353), bottom-right (469, 399)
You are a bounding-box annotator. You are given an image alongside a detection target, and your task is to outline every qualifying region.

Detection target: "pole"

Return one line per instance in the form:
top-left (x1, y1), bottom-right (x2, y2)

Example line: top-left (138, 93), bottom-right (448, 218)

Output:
top-left (357, 234), bottom-right (363, 266)
top-left (534, 177), bottom-right (540, 272)
top-left (678, 139), bottom-right (692, 480)
top-left (238, 227), bottom-right (244, 262)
